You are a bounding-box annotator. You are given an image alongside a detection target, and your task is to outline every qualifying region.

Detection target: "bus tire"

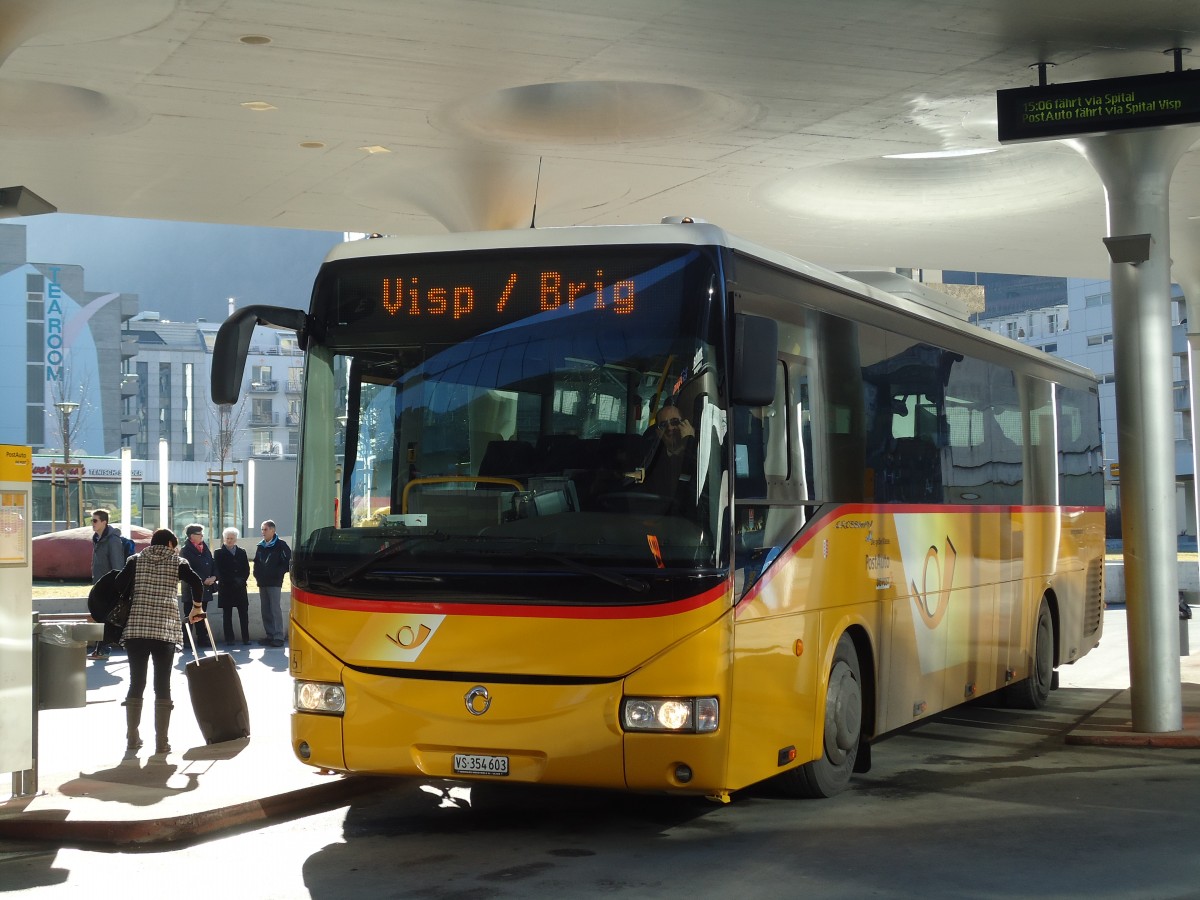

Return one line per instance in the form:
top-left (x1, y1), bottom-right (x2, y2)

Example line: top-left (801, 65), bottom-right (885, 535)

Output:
top-left (778, 632), bottom-right (862, 798)
top-left (1005, 597), bottom-right (1054, 710)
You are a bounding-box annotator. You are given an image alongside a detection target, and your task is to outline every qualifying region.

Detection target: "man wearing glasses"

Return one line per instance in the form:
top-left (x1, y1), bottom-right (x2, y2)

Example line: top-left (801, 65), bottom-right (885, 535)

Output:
top-left (641, 402), bottom-right (697, 511)
top-left (89, 508), bottom-right (128, 660)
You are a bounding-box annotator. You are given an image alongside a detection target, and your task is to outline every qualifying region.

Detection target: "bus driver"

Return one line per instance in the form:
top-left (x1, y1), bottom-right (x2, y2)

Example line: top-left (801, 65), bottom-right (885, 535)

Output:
top-left (640, 402), bottom-right (697, 510)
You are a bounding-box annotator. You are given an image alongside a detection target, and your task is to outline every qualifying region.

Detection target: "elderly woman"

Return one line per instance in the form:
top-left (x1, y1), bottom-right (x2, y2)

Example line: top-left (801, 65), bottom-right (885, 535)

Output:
top-left (214, 527), bottom-right (251, 645)
top-left (114, 528), bottom-right (205, 754)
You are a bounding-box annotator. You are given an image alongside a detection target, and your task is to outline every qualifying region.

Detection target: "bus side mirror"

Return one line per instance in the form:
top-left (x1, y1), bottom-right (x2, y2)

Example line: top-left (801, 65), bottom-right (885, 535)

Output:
top-left (732, 314), bottom-right (777, 407)
top-left (212, 305), bottom-right (310, 405)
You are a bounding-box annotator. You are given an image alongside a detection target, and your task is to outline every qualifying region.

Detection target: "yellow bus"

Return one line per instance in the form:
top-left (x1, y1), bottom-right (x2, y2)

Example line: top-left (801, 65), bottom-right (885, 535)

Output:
top-left (213, 222), bottom-right (1104, 800)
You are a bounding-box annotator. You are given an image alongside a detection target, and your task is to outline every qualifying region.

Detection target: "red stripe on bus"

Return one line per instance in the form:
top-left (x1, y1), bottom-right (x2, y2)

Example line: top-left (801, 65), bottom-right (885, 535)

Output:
top-left (293, 581), bottom-right (730, 619)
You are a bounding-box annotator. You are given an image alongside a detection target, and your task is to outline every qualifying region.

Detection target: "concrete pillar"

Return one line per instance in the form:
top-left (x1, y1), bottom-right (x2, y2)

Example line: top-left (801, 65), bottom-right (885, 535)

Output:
top-left (1071, 129), bottom-right (1196, 732)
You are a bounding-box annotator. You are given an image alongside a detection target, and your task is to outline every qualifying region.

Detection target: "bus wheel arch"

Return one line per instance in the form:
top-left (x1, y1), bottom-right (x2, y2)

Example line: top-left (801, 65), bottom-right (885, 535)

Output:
top-left (1005, 592), bottom-right (1057, 709)
top-left (777, 627), bottom-right (873, 798)
top-left (848, 626), bottom-right (875, 774)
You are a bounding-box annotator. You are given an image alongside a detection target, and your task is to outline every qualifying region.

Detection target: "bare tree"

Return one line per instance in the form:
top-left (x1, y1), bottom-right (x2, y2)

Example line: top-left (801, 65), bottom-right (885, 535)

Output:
top-left (201, 396), bottom-right (250, 532)
top-left (44, 362), bottom-right (95, 528)
top-left (45, 363), bottom-right (94, 457)
top-left (203, 398), bottom-right (249, 471)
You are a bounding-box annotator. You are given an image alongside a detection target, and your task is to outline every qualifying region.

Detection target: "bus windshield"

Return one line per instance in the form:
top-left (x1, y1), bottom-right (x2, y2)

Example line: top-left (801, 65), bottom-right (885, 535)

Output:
top-left (293, 244), bottom-right (727, 597)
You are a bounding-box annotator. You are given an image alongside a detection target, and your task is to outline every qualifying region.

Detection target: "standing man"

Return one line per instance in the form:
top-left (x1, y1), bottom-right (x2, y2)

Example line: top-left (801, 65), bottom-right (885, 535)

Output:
top-left (253, 520), bottom-right (291, 648)
top-left (89, 508), bottom-right (128, 661)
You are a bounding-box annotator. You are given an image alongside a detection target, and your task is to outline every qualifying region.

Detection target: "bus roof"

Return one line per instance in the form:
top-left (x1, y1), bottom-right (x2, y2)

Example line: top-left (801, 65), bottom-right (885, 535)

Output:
top-left (321, 223), bottom-right (1098, 386)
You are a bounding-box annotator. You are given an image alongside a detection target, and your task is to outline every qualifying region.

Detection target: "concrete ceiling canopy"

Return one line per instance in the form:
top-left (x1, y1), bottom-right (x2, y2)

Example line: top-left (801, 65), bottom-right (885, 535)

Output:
top-left (0, 0), bottom-right (1195, 275)
top-left (431, 80), bottom-right (756, 146)
top-left (755, 144), bottom-right (1100, 222)
top-left (0, 0), bottom-right (171, 138)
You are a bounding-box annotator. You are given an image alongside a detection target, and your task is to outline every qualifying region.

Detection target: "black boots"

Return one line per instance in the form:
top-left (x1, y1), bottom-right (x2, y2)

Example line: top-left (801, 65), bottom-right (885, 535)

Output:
top-left (126, 698), bottom-right (175, 755)
top-left (123, 698), bottom-right (143, 750)
top-left (154, 700), bottom-right (174, 753)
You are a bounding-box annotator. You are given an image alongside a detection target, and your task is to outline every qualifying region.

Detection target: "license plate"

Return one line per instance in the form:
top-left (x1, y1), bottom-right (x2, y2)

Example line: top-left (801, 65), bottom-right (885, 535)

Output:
top-left (453, 753), bottom-right (509, 776)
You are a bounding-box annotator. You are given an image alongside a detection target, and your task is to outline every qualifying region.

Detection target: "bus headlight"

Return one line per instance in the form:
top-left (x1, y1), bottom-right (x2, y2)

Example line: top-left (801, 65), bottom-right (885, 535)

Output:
top-left (621, 697), bottom-right (718, 733)
top-left (294, 680), bottom-right (346, 715)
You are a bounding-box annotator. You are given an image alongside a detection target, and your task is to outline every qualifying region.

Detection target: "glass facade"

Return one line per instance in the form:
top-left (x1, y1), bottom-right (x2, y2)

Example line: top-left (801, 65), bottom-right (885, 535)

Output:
top-left (31, 477), bottom-right (243, 535)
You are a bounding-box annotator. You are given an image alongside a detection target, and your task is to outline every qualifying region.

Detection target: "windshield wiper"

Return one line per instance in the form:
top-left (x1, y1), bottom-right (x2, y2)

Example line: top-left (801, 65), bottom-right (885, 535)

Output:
top-left (329, 531), bottom-right (449, 585)
top-left (527, 549), bottom-right (648, 593)
top-left (328, 532), bottom-right (647, 593)
top-left (435, 536), bottom-right (650, 593)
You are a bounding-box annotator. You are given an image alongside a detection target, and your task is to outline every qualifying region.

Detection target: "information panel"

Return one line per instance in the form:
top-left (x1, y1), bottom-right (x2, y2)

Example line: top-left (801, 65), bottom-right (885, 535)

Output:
top-left (0, 445), bottom-right (33, 779)
top-left (996, 69), bottom-right (1200, 143)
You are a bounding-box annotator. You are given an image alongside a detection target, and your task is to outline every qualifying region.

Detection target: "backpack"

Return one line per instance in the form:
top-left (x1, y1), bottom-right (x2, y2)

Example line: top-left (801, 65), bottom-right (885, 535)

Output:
top-left (88, 570), bottom-right (122, 623)
top-left (88, 560), bottom-right (137, 643)
top-left (122, 536), bottom-right (136, 558)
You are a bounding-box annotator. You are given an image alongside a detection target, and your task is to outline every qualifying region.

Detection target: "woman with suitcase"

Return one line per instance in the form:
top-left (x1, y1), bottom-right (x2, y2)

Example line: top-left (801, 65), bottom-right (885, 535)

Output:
top-left (114, 528), bottom-right (205, 754)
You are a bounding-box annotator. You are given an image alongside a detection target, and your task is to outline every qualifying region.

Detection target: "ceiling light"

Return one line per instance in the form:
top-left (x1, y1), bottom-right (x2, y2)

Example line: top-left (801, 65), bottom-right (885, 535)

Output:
top-left (884, 148), bottom-right (1000, 160)
top-left (240, 35), bottom-right (272, 45)
top-left (299, 141), bottom-right (325, 149)
top-left (241, 101), bottom-right (277, 111)
top-left (359, 145), bottom-right (391, 154)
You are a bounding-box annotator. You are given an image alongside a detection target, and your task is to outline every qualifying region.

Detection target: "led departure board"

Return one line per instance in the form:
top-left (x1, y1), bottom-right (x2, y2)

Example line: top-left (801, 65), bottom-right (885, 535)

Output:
top-left (380, 268), bottom-right (636, 319)
top-left (321, 245), bottom-right (713, 343)
top-left (996, 69), bottom-right (1200, 143)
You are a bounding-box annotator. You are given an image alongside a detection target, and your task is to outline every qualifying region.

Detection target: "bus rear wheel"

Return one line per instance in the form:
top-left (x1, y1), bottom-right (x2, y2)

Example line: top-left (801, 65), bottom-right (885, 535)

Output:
top-left (778, 632), bottom-right (862, 798)
top-left (1005, 597), bottom-right (1054, 709)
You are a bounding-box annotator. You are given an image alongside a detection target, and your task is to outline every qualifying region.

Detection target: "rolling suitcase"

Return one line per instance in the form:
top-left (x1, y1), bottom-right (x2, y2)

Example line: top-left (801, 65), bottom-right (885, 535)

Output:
top-left (184, 616), bottom-right (251, 743)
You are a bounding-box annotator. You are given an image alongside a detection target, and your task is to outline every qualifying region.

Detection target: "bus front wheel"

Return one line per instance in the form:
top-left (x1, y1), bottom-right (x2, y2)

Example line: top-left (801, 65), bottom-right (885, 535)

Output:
top-left (778, 632), bottom-right (862, 798)
top-left (1005, 597), bottom-right (1054, 709)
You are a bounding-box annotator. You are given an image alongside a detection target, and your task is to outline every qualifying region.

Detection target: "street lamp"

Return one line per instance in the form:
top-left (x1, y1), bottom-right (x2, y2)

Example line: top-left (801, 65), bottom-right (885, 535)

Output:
top-left (54, 400), bottom-right (80, 463)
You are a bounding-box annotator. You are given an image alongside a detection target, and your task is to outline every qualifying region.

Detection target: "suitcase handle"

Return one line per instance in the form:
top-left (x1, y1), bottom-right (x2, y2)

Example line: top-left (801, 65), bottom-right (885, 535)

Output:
top-left (185, 613), bottom-right (219, 658)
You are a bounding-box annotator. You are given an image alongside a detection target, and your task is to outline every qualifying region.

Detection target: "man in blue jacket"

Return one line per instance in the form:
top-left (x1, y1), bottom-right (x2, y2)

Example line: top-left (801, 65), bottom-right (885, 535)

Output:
top-left (89, 508), bottom-right (128, 660)
top-left (253, 520), bottom-right (291, 647)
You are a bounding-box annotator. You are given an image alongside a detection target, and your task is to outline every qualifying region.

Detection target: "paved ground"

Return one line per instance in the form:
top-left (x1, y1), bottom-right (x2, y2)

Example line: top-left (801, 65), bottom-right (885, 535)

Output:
top-left (1, 591), bottom-right (1198, 848)
top-left (2, 583), bottom-right (372, 844)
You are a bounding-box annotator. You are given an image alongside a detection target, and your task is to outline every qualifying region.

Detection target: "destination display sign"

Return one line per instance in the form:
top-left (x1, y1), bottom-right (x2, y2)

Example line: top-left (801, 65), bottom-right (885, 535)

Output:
top-left (996, 69), bottom-right (1200, 143)
top-left (322, 245), bottom-right (712, 343)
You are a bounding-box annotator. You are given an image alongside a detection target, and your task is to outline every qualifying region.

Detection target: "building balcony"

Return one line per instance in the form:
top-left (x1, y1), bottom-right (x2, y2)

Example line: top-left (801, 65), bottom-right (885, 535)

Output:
top-left (286, 379), bottom-right (303, 394)
top-left (120, 375), bottom-right (139, 397)
top-left (286, 413), bottom-right (301, 426)
top-left (248, 380), bottom-right (278, 393)
top-left (1175, 381), bottom-right (1190, 413)
top-left (1173, 322), bottom-right (1189, 355)
top-left (121, 336), bottom-right (139, 359)
top-left (119, 416), bottom-right (139, 437)
top-left (1176, 440), bottom-right (1195, 477)
top-left (250, 412), bottom-right (279, 426)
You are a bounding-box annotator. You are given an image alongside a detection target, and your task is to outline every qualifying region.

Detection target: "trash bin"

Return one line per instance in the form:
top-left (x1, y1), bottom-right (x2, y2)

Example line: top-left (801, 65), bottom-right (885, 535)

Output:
top-left (35, 620), bottom-right (103, 710)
